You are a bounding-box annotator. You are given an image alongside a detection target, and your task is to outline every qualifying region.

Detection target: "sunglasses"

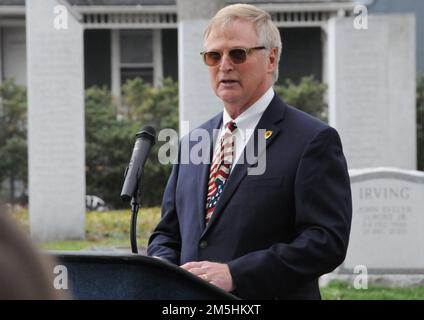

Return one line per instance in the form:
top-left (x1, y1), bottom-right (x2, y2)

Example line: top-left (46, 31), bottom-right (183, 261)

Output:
top-left (200, 46), bottom-right (266, 66)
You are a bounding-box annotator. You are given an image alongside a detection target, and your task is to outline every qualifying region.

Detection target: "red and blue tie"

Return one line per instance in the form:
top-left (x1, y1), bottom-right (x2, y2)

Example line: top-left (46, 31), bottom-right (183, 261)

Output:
top-left (205, 121), bottom-right (237, 225)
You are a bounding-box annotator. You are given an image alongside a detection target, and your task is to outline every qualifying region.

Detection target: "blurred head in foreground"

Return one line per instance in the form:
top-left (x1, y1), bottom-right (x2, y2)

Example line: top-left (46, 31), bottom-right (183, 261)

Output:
top-left (0, 205), bottom-right (66, 299)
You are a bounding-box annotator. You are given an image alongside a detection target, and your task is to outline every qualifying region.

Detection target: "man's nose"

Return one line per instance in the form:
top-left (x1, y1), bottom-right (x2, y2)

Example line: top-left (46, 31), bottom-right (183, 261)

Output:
top-left (219, 52), bottom-right (234, 72)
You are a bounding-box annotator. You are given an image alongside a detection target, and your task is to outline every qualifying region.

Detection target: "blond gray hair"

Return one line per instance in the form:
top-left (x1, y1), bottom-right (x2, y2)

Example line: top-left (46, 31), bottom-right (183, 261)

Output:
top-left (203, 3), bottom-right (282, 83)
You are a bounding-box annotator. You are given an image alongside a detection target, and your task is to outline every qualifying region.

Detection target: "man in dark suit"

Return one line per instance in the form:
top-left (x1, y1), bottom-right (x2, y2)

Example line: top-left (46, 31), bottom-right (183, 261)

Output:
top-left (148, 3), bottom-right (352, 299)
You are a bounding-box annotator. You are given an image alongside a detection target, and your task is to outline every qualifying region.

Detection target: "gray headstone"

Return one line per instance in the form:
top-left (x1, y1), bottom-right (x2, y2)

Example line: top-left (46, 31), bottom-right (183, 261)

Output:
top-left (27, 0), bottom-right (85, 241)
top-left (341, 167), bottom-right (424, 274)
top-left (328, 14), bottom-right (416, 170)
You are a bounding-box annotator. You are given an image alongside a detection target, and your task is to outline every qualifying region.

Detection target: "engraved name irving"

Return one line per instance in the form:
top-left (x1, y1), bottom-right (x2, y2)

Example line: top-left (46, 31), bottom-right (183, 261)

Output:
top-left (359, 187), bottom-right (410, 200)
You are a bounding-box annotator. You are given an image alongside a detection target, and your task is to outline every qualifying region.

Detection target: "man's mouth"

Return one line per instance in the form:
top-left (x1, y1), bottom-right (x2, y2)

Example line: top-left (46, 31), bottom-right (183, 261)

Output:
top-left (220, 80), bottom-right (239, 84)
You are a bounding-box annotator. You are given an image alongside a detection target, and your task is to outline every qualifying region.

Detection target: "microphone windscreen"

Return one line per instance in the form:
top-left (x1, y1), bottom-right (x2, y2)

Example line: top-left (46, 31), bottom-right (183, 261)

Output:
top-left (137, 125), bottom-right (156, 144)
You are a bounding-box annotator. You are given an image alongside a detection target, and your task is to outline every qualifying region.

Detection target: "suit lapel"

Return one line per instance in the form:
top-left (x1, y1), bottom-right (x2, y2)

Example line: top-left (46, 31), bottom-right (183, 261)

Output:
top-left (201, 95), bottom-right (287, 236)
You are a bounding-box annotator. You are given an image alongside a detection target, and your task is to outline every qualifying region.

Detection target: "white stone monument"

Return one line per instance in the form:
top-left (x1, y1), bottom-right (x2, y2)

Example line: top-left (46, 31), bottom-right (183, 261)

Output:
top-left (328, 15), bottom-right (416, 170)
top-left (342, 167), bottom-right (424, 274)
top-left (177, 0), bottom-right (225, 132)
top-left (27, 0), bottom-right (85, 241)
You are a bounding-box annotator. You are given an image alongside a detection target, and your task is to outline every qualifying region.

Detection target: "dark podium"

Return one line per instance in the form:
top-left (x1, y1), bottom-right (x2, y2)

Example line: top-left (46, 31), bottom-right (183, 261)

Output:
top-left (50, 251), bottom-right (238, 300)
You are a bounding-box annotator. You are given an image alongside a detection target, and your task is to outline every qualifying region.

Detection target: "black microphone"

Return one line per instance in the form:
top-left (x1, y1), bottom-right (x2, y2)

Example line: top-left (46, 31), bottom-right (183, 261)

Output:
top-left (121, 126), bottom-right (156, 202)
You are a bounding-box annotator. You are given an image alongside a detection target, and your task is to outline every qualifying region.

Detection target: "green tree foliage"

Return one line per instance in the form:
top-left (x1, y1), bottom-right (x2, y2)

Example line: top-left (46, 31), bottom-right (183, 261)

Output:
top-left (85, 78), bottom-right (178, 209)
top-left (274, 75), bottom-right (328, 122)
top-left (0, 79), bottom-right (27, 205)
top-left (122, 78), bottom-right (179, 207)
top-left (122, 77), bottom-right (179, 133)
top-left (85, 86), bottom-right (137, 209)
top-left (417, 74), bottom-right (424, 171)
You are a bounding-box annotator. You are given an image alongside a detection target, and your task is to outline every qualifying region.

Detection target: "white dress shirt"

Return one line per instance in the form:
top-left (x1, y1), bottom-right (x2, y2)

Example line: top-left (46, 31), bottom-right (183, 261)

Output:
top-left (214, 86), bottom-right (275, 172)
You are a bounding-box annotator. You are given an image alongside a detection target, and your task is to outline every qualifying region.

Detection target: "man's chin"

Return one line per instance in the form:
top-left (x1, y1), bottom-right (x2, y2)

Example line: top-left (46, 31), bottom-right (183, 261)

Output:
top-left (217, 91), bottom-right (242, 105)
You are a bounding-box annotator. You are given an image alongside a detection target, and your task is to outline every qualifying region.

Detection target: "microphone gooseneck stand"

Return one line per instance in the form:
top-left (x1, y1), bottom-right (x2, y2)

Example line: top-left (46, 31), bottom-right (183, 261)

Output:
top-left (130, 186), bottom-right (142, 254)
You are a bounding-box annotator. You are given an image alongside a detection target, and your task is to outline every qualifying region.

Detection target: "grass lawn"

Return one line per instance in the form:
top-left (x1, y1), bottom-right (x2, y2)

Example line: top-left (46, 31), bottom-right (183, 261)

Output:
top-left (9, 208), bottom-right (424, 300)
top-left (10, 207), bottom-right (162, 250)
top-left (321, 281), bottom-right (424, 300)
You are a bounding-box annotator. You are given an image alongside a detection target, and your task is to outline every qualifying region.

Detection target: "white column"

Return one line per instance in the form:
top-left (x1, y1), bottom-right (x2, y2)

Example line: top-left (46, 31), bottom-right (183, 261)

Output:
top-left (153, 29), bottom-right (163, 87)
top-left (177, 0), bottom-right (225, 133)
top-left (111, 29), bottom-right (121, 107)
top-left (0, 27), bottom-right (3, 84)
top-left (321, 25), bottom-right (329, 105)
top-left (27, 0), bottom-right (85, 241)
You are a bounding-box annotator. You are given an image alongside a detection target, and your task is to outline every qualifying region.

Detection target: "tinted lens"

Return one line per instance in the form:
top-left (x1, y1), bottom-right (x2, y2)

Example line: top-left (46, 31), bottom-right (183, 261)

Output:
top-left (229, 49), bottom-right (247, 64)
top-left (204, 51), bottom-right (221, 66)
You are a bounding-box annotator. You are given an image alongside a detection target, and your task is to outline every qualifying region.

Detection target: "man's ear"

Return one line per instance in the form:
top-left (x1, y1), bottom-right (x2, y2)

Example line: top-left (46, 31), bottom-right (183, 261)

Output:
top-left (267, 47), bottom-right (278, 72)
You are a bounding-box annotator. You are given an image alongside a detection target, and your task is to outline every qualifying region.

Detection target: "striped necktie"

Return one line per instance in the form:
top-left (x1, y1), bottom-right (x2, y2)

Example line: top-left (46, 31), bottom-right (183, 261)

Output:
top-left (205, 121), bottom-right (237, 225)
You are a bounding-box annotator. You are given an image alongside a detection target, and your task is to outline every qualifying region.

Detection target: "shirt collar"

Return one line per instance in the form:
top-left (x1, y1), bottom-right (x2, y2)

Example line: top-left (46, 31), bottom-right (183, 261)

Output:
top-left (222, 86), bottom-right (275, 140)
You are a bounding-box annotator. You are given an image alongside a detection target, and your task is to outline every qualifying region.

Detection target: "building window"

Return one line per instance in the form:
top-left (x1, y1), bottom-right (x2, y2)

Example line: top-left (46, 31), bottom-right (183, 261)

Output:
top-left (111, 29), bottom-right (163, 104)
top-left (119, 30), bottom-right (154, 85)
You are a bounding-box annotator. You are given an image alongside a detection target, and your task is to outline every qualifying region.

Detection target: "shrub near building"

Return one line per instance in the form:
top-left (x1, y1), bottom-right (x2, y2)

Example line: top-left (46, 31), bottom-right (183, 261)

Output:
top-left (85, 78), bottom-right (178, 209)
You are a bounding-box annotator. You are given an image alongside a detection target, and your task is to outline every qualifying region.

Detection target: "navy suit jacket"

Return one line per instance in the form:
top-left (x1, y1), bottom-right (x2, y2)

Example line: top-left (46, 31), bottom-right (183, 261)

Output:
top-left (147, 94), bottom-right (352, 299)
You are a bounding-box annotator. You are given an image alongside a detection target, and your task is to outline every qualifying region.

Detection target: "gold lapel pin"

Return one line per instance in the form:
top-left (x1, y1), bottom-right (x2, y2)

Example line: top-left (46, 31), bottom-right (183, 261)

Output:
top-left (265, 130), bottom-right (273, 140)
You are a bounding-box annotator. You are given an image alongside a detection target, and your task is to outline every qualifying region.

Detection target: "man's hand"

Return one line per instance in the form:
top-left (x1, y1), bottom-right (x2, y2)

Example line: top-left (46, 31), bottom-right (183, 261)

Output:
top-left (180, 261), bottom-right (235, 292)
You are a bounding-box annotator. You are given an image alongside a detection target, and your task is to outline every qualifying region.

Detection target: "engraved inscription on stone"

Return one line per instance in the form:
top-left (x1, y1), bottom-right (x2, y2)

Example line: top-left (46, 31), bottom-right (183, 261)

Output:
top-left (358, 186), bottom-right (411, 236)
top-left (343, 168), bottom-right (424, 271)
